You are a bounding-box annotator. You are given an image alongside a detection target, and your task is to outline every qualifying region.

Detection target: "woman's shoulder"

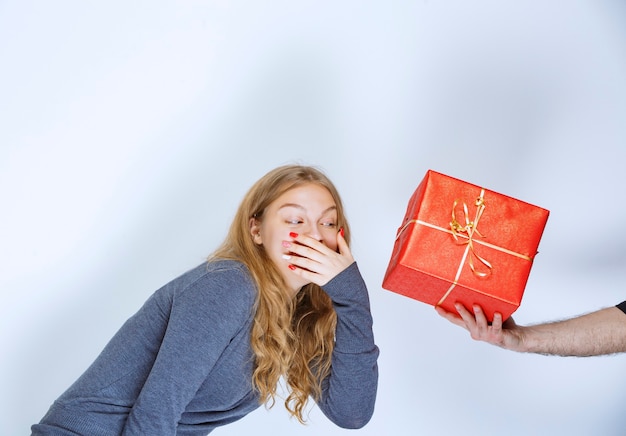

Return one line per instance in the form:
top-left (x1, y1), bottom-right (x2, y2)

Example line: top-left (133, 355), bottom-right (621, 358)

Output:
top-left (157, 259), bottom-right (257, 305)
top-left (184, 259), bottom-right (257, 299)
top-left (205, 258), bottom-right (251, 275)
top-left (175, 258), bottom-right (250, 280)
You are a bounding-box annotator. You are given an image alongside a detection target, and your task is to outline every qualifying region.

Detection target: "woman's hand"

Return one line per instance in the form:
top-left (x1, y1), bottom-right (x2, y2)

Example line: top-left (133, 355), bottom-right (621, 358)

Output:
top-left (283, 230), bottom-right (354, 287)
top-left (435, 303), bottom-right (526, 351)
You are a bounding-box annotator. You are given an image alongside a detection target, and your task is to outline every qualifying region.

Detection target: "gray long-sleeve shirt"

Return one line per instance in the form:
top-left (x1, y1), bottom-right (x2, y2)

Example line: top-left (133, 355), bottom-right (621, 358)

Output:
top-left (32, 260), bottom-right (379, 435)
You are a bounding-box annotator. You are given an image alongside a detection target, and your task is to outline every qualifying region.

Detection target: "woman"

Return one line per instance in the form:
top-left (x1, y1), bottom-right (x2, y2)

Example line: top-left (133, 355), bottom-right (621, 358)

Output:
top-left (32, 164), bottom-right (379, 435)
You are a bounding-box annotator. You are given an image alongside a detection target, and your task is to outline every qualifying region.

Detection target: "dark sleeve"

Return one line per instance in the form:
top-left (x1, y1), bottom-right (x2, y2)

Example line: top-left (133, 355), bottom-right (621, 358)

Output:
top-left (616, 301), bottom-right (626, 314)
top-left (122, 267), bottom-right (255, 435)
top-left (316, 262), bottom-right (379, 429)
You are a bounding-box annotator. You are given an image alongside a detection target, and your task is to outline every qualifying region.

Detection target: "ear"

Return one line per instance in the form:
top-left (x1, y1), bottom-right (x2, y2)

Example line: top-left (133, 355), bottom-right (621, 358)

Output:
top-left (249, 217), bottom-right (263, 245)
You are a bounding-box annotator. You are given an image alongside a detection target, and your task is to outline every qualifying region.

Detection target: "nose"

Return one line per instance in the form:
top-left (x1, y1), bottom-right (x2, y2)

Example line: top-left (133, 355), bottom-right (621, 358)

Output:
top-left (303, 223), bottom-right (322, 242)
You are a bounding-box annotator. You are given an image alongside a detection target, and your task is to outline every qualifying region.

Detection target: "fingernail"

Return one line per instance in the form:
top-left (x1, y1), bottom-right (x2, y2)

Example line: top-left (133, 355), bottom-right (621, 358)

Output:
top-left (288, 264), bottom-right (297, 270)
top-left (339, 227), bottom-right (345, 238)
top-left (282, 241), bottom-right (291, 248)
top-left (282, 254), bottom-right (291, 260)
top-left (289, 232), bottom-right (298, 238)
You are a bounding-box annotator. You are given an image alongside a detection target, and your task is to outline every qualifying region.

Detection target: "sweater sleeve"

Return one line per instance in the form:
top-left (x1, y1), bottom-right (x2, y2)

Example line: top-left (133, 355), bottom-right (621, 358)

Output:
top-left (122, 266), bottom-right (255, 435)
top-left (316, 262), bottom-right (379, 429)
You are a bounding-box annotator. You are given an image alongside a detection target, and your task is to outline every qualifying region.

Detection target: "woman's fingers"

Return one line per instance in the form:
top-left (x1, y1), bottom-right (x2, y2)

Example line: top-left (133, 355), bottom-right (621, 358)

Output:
top-left (285, 231), bottom-right (353, 285)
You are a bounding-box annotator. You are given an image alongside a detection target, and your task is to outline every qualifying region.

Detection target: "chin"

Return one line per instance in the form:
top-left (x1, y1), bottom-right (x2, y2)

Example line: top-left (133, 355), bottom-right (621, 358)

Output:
top-left (285, 277), bottom-right (309, 295)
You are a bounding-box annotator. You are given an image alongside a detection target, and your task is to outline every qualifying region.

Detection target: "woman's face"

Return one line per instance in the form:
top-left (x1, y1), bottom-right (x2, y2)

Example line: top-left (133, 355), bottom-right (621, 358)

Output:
top-left (251, 183), bottom-right (339, 293)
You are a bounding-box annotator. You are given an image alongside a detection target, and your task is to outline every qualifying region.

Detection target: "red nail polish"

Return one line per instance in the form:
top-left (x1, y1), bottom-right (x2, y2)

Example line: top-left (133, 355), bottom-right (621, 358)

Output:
top-left (288, 264), bottom-right (297, 270)
top-left (289, 232), bottom-right (298, 238)
top-left (339, 227), bottom-right (345, 238)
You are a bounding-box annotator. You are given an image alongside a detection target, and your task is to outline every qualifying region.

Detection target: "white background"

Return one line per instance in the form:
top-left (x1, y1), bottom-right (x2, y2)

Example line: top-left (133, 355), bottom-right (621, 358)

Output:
top-left (2, 1), bottom-right (626, 435)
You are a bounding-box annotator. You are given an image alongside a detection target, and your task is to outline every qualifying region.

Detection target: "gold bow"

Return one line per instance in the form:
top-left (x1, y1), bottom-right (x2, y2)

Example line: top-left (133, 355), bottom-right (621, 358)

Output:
top-left (449, 189), bottom-right (492, 278)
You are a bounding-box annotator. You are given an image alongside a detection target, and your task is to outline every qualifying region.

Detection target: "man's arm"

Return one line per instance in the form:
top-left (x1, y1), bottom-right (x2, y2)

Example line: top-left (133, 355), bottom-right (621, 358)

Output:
top-left (436, 302), bottom-right (626, 357)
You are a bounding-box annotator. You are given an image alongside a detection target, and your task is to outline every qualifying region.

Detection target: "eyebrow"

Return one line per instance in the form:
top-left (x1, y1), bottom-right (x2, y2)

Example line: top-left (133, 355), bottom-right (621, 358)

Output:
top-left (278, 203), bottom-right (337, 216)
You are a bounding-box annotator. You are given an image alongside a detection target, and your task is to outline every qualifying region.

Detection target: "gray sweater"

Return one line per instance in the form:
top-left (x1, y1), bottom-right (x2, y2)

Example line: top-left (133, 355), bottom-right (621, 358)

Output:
top-left (32, 260), bottom-right (379, 435)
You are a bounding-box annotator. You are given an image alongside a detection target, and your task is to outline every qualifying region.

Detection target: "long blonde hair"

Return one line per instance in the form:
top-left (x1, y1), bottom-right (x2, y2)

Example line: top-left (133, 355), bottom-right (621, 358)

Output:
top-left (210, 164), bottom-right (350, 423)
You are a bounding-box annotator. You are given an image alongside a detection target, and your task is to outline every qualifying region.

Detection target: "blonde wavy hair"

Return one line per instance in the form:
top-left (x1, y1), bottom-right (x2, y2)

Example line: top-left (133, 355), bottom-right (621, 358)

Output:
top-left (210, 164), bottom-right (350, 423)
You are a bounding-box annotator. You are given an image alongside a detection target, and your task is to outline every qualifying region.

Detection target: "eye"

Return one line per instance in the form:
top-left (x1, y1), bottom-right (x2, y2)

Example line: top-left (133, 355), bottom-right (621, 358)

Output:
top-left (320, 221), bottom-right (337, 228)
top-left (285, 219), bottom-right (303, 225)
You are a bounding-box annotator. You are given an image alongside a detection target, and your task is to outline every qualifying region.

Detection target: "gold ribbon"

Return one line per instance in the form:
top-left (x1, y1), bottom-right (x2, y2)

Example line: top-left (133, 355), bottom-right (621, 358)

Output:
top-left (438, 189), bottom-right (490, 305)
top-left (394, 188), bottom-right (533, 306)
top-left (449, 189), bottom-right (492, 278)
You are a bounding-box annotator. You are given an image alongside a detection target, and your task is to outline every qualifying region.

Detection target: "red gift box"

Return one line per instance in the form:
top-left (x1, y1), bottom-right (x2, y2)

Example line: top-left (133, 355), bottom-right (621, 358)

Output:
top-left (382, 170), bottom-right (549, 322)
